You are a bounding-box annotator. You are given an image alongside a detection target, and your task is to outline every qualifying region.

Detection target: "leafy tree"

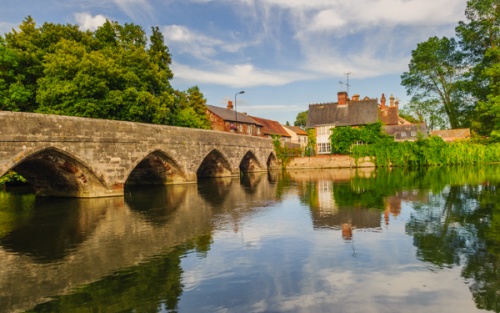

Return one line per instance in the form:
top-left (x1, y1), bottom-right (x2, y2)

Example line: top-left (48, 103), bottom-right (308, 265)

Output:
top-left (171, 86), bottom-right (210, 129)
top-left (455, 0), bottom-right (500, 135)
top-left (0, 36), bottom-right (31, 111)
top-left (294, 110), bottom-right (308, 128)
top-left (401, 98), bottom-right (447, 132)
top-left (2, 17), bottom-right (210, 129)
top-left (401, 36), bottom-right (470, 129)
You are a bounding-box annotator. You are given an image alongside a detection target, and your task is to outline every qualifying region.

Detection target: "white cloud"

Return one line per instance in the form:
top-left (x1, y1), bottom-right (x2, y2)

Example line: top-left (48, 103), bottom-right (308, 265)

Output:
top-left (172, 62), bottom-right (313, 87)
top-left (74, 13), bottom-right (107, 31)
top-left (112, 0), bottom-right (154, 21)
top-left (163, 24), bottom-right (253, 59)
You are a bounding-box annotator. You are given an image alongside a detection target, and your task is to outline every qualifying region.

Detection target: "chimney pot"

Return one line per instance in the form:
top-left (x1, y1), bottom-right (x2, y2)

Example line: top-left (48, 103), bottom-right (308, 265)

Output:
top-left (227, 100), bottom-right (233, 110)
top-left (381, 93), bottom-right (386, 109)
top-left (338, 91), bottom-right (348, 105)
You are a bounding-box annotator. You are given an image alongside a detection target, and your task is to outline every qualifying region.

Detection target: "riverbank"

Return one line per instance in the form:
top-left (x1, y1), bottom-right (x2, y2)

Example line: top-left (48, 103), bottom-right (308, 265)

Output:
top-left (287, 155), bottom-right (375, 169)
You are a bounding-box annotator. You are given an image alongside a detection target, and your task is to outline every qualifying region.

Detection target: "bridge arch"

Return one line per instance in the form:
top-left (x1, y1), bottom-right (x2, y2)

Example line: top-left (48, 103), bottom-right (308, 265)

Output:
top-left (267, 152), bottom-right (277, 169)
top-left (8, 147), bottom-right (111, 197)
top-left (239, 151), bottom-right (263, 173)
top-left (125, 150), bottom-right (188, 187)
top-left (196, 149), bottom-right (234, 178)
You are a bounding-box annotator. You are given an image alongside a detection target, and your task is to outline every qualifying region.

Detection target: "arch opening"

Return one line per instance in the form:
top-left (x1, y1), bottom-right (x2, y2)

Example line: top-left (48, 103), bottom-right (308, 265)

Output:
top-left (197, 150), bottom-right (233, 178)
top-left (125, 151), bottom-right (187, 187)
top-left (266, 153), bottom-right (278, 170)
top-left (11, 148), bottom-right (110, 197)
top-left (239, 151), bottom-right (262, 173)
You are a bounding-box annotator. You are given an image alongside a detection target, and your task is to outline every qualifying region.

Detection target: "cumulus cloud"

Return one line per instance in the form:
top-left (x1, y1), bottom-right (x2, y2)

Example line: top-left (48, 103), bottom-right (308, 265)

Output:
top-left (74, 13), bottom-right (107, 31)
top-left (164, 0), bottom-right (467, 86)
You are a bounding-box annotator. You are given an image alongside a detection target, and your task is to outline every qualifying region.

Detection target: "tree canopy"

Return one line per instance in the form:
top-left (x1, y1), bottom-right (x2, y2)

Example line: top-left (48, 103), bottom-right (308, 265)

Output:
top-left (0, 17), bottom-right (209, 129)
top-left (402, 0), bottom-right (500, 136)
top-left (294, 110), bottom-right (308, 128)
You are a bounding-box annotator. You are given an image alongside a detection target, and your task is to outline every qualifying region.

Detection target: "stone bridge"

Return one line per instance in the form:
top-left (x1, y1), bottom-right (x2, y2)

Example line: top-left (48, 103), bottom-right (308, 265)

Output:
top-left (0, 111), bottom-right (277, 197)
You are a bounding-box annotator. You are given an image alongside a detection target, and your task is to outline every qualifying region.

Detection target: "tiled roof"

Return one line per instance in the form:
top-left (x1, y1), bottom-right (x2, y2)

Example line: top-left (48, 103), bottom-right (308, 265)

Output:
top-left (306, 99), bottom-right (379, 128)
top-left (430, 128), bottom-right (471, 141)
top-left (206, 105), bottom-right (262, 125)
top-left (384, 123), bottom-right (428, 141)
top-left (283, 125), bottom-right (308, 135)
top-left (248, 116), bottom-right (291, 137)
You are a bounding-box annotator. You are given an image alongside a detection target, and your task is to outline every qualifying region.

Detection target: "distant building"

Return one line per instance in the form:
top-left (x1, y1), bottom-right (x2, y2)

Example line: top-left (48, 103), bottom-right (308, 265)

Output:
top-left (248, 115), bottom-right (291, 142)
top-left (306, 92), bottom-right (379, 154)
top-left (430, 128), bottom-right (471, 142)
top-left (306, 92), bottom-right (428, 154)
top-left (206, 103), bottom-right (263, 136)
top-left (283, 125), bottom-right (308, 147)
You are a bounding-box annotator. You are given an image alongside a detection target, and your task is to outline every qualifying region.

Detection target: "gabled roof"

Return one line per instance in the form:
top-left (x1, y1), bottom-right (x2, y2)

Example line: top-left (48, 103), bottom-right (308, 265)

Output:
top-left (306, 99), bottom-right (379, 128)
top-left (283, 125), bottom-right (308, 136)
top-left (206, 105), bottom-right (261, 125)
top-left (248, 116), bottom-right (291, 137)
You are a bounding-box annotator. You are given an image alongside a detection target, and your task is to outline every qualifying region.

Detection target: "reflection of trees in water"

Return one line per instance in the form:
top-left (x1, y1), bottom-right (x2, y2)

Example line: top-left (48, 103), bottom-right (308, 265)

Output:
top-left (125, 185), bottom-right (188, 225)
top-left (406, 181), bottom-right (500, 312)
top-left (28, 234), bottom-right (214, 313)
top-left (0, 197), bottom-right (107, 262)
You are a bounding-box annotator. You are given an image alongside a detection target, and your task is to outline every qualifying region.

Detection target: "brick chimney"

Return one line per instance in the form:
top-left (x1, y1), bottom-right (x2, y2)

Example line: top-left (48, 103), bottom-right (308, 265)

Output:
top-left (352, 94), bottom-right (360, 101)
top-left (227, 100), bottom-right (233, 110)
top-left (380, 93), bottom-right (386, 109)
top-left (338, 91), bottom-right (348, 105)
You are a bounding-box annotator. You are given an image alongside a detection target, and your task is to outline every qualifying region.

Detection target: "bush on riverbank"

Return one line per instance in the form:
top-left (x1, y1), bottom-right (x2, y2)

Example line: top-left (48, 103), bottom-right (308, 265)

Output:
top-left (0, 171), bottom-right (27, 189)
top-left (329, 122), bottom-right (500, 167)
top-left (351, 136), bottom-right (500, 167)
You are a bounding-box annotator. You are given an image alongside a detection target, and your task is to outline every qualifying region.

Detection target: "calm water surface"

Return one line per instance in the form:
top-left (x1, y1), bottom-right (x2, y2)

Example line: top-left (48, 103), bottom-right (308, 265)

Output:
top-left (1, 166), bottom-right (500, 313)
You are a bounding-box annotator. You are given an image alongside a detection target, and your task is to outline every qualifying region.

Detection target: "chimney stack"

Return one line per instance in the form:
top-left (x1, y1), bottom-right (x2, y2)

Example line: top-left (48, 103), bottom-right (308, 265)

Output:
top-left (352, 94), bottom-right (360, 101)
top-left (227, 100), bottom-right (233, 110)
top-left (338, 91), bottom-right (348, 105)
top-left (380, 93), bottom-right (386, 109)
top-left (390, 94), bottom-right (395, 107)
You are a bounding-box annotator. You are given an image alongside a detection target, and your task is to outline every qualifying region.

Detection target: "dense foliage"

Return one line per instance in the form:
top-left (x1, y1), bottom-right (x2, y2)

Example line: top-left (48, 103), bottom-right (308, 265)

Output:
top-left (329, 122), bottom-right (391, 155)
top-left (271, 135), bottom-right (302, 170)
top-left (352, 136), bottom-right (500, 167)
top-left (0, 17), bottom-right (209, 128)
top-left (329, 122), bottom-right (500, 167)
top-left (402, 0), bottom-right (500, 136)
top-left (294, 110), bottom-right (308, 128)
top-left (0, 171), bottom-right (27, 190)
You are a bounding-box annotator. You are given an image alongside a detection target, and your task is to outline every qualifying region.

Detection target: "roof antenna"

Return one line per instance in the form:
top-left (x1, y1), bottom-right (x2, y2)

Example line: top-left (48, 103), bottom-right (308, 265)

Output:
top-left (339, 72), bottom-right (352, 94)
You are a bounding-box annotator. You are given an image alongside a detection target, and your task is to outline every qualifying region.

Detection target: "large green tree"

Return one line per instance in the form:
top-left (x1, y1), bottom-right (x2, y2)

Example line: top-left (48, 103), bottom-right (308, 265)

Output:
top-left (2, 17), bottom-right (209, 129)
top-left (401, 36), bottom-right (470, 129)
top-left (456, 0), bottom-right (500, 136)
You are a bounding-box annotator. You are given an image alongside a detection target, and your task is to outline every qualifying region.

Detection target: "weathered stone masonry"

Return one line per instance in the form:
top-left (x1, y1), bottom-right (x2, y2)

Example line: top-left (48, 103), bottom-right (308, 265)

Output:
top-left (0, 111), bottom-right (276, 197)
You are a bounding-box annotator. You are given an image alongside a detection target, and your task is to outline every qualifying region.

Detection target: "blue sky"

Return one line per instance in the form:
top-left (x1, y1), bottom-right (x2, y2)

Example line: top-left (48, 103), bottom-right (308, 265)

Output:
top-left (1, 0), bottom-right (468, 124)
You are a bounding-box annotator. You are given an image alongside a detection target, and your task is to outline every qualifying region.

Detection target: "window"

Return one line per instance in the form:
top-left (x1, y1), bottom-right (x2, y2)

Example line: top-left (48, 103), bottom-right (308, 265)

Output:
top-left (411, 131), bottom-right (417, 137)
top-left (401, 132), bottom-right (407, 137)
top-left (318, 142), bottom-right (331, 154)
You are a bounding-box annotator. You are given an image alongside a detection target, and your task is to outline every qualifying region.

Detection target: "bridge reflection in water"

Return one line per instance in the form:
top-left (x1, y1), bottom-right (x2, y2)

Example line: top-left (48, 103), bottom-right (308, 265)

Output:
top-left (1, 167), bottom-right (498, 313)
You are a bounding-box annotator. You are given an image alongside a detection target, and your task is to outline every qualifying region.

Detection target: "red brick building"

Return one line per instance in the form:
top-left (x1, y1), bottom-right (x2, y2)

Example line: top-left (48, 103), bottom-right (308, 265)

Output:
top-left (206, 104), bottom-right (263, 136)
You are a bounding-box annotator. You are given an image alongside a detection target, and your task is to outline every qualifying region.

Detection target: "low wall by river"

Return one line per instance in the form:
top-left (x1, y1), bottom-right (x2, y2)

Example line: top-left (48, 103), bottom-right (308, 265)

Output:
top-left (286, 155), bottom-right (375, 169)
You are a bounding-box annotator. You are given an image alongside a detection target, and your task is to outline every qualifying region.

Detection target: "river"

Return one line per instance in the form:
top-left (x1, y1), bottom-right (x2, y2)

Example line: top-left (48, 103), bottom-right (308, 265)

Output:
top-left (1, 166), bottom-right (500, 313)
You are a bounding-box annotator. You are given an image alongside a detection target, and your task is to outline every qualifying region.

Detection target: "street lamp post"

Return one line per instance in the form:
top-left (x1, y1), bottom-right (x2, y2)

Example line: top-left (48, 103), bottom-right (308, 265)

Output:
top-left (235, 90), bottom-right (245, 130)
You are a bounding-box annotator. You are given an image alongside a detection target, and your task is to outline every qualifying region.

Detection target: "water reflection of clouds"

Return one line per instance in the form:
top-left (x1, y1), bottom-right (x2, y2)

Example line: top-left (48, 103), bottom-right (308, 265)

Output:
top-left (179, 193), bottom-right (478, 313)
